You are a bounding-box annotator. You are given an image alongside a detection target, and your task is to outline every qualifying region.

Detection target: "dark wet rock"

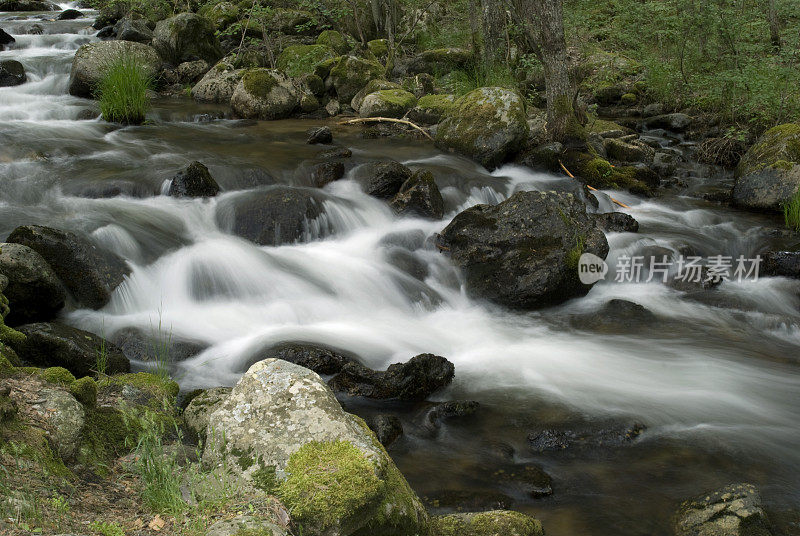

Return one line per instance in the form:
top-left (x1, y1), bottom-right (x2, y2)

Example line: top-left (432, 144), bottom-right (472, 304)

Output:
top-left (69, 41), bottom-right (160, 98)
top-left (153, 13), bottom-right (222, 65)
top-left (244, 342), bottom-right (356, 375)
top-left (418, 400), bottom-right (479, 433)
top-left (595, 212), bottom-right (639, 233)
top-left (0, 0), bottom-right (57, 10)
top-left (644, 113), bottom-right (692, 132)
top-left (329, 353), bottom-right (455, 401)
top-left (0, 29), bottom-right (14, 50)
top-left (424, 489), bottom-right (514, 512)
top-left (436, 190), bottom-right (609, 309)
top-left (674, 483), bottom-right (773, 536)
top-left (604, 137), bottom-right (655, 163)
top-left (0, 59), bottom-right (26, 87)
top-left (528, 421), bottom-right (646, 453)
top-left (762, 251), bottom-right (800, 279)
top-left (27, 23), bottom-right (43, 35)
top-left (405, 47), bottom-right (473, 76)
top-left (96, 25), bottom-right (115, 39)
top-left (72, 179), bottom-right (152, 199)
top-left (366, 413), bottom-right (403, 447)
top-left (515, 141), bottom-right (564, 172)
top-left (92, 2), bottom-right (126, 29)
top-left (355, 161), bottom-right (413, 199)
top-left (14, 322), bottom-right (130, 377)
top-left (113, 16), bottom-right (153, 44)
top-left (571, 299), bottom-right (657, 333)
top-left (57, 8), bottom-right (82, 20)
top-left (307, 125), bottom-right (332, 144)
top-left (168, 161), bottom-right (221, 198)
top-left (311, 161), bottom-right (345, 187)
top-left (0, 243), bottom-right (66, 325)
top-left (318, 146), bottom-right (352, 159)
top-left (110, 327), bottom-right (206, 364)
top-left (492, 463), bottom-right (553, 498)
top-left (217, 186), bottom-right (326, 246)
top-left (390, 170), bottom-right (444, 219)
top-left (6, 225), bottom-right (130, 310)
top-left (384, 247), bottom-right (428, 280)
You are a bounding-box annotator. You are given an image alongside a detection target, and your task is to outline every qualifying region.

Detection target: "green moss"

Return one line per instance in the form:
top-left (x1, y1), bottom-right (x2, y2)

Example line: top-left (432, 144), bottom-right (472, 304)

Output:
top-left (251, 464), bottom-right (278, 493)
top-left (328, 56), bottom-right (386, 102)
top-left (770, 159), bottom-right (795, 171)
top-left (70, 377), bottom-right (98, 407)
top-left (0, 350), bottom-right (14, 376)
top-left (0, 421), bottom-right (73, 480)
top-left (367, 39), bottom-right (389, 58)
top-left (79, 406), bottom-right (142, 466)
top-left (241, 69), bottom-right (279, 100)
top-left (566, 235), bottom-right (585, 269)
top-left (230, 446), bottom-right (256, 471)
top-left (98, 372), bottom-right (179, 402)
top-left (278, 440), bottom-right (383, 532)
top-left (587, 117), bottom-right (627, 134)
top-left (0, 322), bottom-right (26, 347)
top-left (317, 30), bottom-right (349, 55)
top-left (372, 89), bottom-right (416, 107)
top-left (620, 93), bottom-right (637, 105)
top-left (737, 123), bottom-right (800, 177)
top-left (432, 511), bottom-right (543, 536)
top-left (276, 44), bottom-right (336, 77)
top-left (41, 367), bottom-right (76, 386)
top-left (417, 93), bottom-right (456, 114)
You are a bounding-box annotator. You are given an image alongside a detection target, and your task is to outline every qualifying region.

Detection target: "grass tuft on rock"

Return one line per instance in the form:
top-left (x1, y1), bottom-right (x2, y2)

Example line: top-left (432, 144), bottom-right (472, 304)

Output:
top-left (784, 191), bottom-right (800, 231)
top-left (97, 53), bottom-right (152, 125)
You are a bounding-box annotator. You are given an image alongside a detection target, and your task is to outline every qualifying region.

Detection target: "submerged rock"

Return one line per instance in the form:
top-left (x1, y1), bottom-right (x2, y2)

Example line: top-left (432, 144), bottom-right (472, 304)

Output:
top-left (306, 125), bottom-right (332, 144)
top-left (68, 40), bottom-right (160, 98)
top-left (418, 400), bottom-right (479, 433)
top-left (152, 12), bottom-right (222, 65)
top-left (110, 326), bottom-right (205, 363)
top-left (0, 29), bottom-right (14, 50)
top-left (571, 299), bottom-right (657, 333)
top-left (762, 251), bottom-right (800, 279)
top-left (673, 483), bottom-right (772, 536)
top-left (0, 59), bottom-right (26, 87)
top-left (366, 413), bottom-right (404, 447)
top-left (528, 421), bottom-right (645, 452)
top-left (436, 190), bottom-right (609, 309)
top-left (595, 211), bottom-right (639, 233)
top-left (431, 510), bottom-right (544, 536)
top-left (14, 322), bottom-right (130, 378)
top-left (310, 161), bottom-right (345, 187)
top-left (6, 225), bottom-right (130, 310)
top-left (0, 243), bottom-right (65, 324)
top-left (169, 161), bottom-right (221, 197)
top-left (390, 170), bottom-right (444, 219)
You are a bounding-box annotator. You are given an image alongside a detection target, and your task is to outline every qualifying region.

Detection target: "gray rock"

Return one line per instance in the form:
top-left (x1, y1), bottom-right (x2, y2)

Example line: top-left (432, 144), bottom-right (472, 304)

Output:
top-left (192, 63), bottom-right (244, 103)
top-left (30, 388), bottom-right (84, 461)
top-left (183, 387), bottom-right (231, 439)
top-left (644, 112), bottom-right (692, 132)
top-left (152, 13), bottom-right (222, 65)
top-left (0, 0), bottom-right (57, 10)
top-left (390, 170), bottom-right (444, 219)
top-left (113, 16), bottom-right (153, 43)
top-left (406, 47), bottom-right (472, 75)
top-left (762, 251), bottom-right (800, 279)
top-left (230, 69), bottom-right (299, 120)
top-left (241, 341), bottom-right (356, 375)
top-left (0, 59), bottom-right (26, 87)
top-left (311, 161), bottom-right (345, 187)
top-left (169, 161), bottom-right (220, 197)
top-left (327, 55), bottom-right (384, 104)
top-left (6, 225), bottom-right (130, 310)
top-left (176, 59), bottom-right (209, 84)
top-left (68, 41), bottom-right (160, 98)
top-left (205, 515), bottom-right (287, 536)
top-left (0, 242), bottom-right (66, 324)
top-left (350, 79), bottom-right (400, 113)
top-left (674, 483), bottom-right (772, 536)
top-left (358, 89), bottom-right (417, 118)
top-left (435, 190), bottom-right (609, 309)
top-left (595, 212), bottom-right (639, 233)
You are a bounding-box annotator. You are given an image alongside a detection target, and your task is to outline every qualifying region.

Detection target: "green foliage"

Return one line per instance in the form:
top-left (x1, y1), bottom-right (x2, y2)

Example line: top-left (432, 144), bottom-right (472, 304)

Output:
top-left (784, 191), bottom-right (800, 231)
top-left (439, 64), bottom-right (518, 96)
top-left (70, 377), bottom-right (98, 407)
top-left (89, 520), bottom-right (125, 536)
top-left (97, 53), bottom-right (152, 125)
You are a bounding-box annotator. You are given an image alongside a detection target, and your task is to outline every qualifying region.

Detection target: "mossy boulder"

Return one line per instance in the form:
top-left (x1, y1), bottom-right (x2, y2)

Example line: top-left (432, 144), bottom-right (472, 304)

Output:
top-left (153, 12), bottom-right (222, 65)
top-left (432, 510), bottom-right (544, 536)
top-left (69, 376), bottom-right (97, 407)
top-left (203, 358), bottom-right (429, 535)
top-left (563, 151), bottom-right (654, 194)
top-left (435, 87), bottom-right (529, 169)
top-left (407, 93), bottom-right (455, 124)
top-left (327, 55), bottom-right (385, 104)
top-left (351, 79), bottom-right (400, 112)
top-left (367, 39), bottom-right (389, 59)
top-left (97, 372), bottom-right (180, 406)
top-left (0, 242), bottom-right (66, 324)
top-left (316, 29), bottom-right (350, 55)
top-left (68, 40), bottom-right (160, 98)
top-left (192, 61), bottom-right (244, 103)
top-left (276, 44), bottom-right (336, 78)
top-left (407, 47), bottom-right (473, 75)
top-left (359, 89), bottom-right (417, 118)
top-left (268, 8), bottom-right (317, 35)
top-left (732, 123), bottom-right (800, 212)
top-left (230, 68), bottom-right (300, 120)
top-left (199, 1), bottom-right (239, 30)
top-left (182, 386), bottom-right (231, 438)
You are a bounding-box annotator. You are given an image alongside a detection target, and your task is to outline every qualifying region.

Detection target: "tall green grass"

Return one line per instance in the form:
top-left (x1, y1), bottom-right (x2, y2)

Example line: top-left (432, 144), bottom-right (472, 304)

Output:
top-left (97, 53), bottom-right (152, 125)
top-left (784, 191), bottom-right (800, 231)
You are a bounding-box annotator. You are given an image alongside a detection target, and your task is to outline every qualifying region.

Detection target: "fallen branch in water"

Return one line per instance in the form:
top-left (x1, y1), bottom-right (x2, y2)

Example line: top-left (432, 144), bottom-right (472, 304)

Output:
top-left (338, 117), bottom-right (434, 141)
top-left (559, 160), bottom-right (631, 209)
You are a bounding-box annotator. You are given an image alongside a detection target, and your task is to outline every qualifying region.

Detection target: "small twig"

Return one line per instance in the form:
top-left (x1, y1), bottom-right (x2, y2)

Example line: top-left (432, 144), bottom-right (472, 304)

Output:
top-left (559, 160), bottom-right (631, 209)
top-left (339, 117), bottom-right (434, 141)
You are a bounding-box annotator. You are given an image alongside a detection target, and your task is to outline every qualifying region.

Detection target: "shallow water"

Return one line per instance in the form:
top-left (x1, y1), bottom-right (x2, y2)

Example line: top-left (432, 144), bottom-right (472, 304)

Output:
top-left (2, 9), bottom-right (800, 534)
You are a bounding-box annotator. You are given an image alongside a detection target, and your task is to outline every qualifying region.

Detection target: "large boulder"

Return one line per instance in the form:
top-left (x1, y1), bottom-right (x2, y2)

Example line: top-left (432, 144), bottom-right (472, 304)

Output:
top-left (113, 16), bottom-right (153, 44)
top-left (203, 358), bottom-right (429, 536)
top-left (316, 30), bottom-right (349, 55)
top-left (435, 190), bottom-right (609, 309)
top-left (407, 93), bottom-right (456, 125)
top-left (0, 0), bottom-right (57, 10)
top-left (68, 41), bottom-right (160, 98)
top-left (30, 387), bottom-right (85, 462)
top-left (243, 342), bottom-right (356, 374)
top-left (0, 28), bottom-right (14, 50)
top-left (406, 47), bottom-right (473, 75)
top-left (435, 87), bottom-right (529, 169)
top-left (0, 60), bottom-right (26, 87)
top-left (191, 62), bottom-right (244, 103)
top-left (276, 44), bottom-right (336, 77)
top-left (230, 69), bottom-right (300, 120)
top-left (732, 123), bottom-right (800, 212)
top-left (432, 510), bottom-right (544, 536)
top-left (168, 161), bottom-right (220, 197)
top-left (359, 89), bottom-right (417, 118)
top-left (152, 13), bottom-right (222, 65)
top-left (0, 243), bottom-right (65, 325)
top-left (644, 112), bottom-right (692, 132)
top-left (327, 55), bottom-right (385, 104)
top-left (14, 322), bottom-right (130, 378)
top-left (199, 1), bottom-right (239, 30)
top-left (351, 79), bottom-right (401, 112)
top-left (6, 225), bottom-right (130, 310)
top-left (216, 186), bottom-right (326, 246)
top-left (673, 483), bottom-right (773, 536)
top-left (390, 170), bottom-right (444, 219)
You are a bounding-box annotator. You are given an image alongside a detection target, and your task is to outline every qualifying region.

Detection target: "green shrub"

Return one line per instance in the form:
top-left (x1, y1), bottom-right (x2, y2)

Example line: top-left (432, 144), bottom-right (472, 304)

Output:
top-left (97, 53), bottom-right (152, 125)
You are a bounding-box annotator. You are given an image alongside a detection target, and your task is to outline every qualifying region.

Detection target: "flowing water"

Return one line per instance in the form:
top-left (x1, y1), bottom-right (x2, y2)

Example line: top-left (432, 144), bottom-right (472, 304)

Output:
top-left (2, 9), bottom-right (800, 535)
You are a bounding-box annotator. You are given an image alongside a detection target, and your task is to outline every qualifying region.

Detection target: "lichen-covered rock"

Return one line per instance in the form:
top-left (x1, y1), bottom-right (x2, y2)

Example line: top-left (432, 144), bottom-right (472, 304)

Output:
top-left (327, 55), bottom-right (385, 104)
top-left (6, 225), bottom-right (130, 310)
top-left (152, 12), bottom-right (222, 65)
top-left (191, 62), bottom-right (244, 103)
top-left (205, 515), bottom-right (287, 536)
top-left (359, 89), bottom-right (417, 118)
top-left (435, 87), bottom-right (529, 169)
top-left (316, 29), bottom-right (349, 55)
top-left (169, 161), bottom-right (220, 197)
top-left (604, 137), bottom-right (655, 163)
top-left (276, 44), bottom-right (336, 77)
top-left (644, 112), bottom-right (692, 132)
top-left (30, 387), bottom-right (85, 462)
top-left (268, 8), bottom-right (318, 35)
top-left (673, 483), bottom-right (772, 536)
top-left (407, 93), bottom-right (455, 125)
top-left (390, 170), bottom-right (444, 219)
top-left (203, 358), bottom-right (429, 535)
top-left (431, 510), bottom-right (544, 536)
top-left (230, 69), bottom-right (300, 120)
top-left (0, 59), bottom-right (26, 87)
top-left (113, 16), bottom-right (153, 44)
top-left (183, 386), bottom-right (231, 438)
top-left (435, 190), bottom-right (609, 309)
top-left (14, 322), bottom-right (130, 378)
top-left (406, 47), bottom-right (472, 75)
top-left (0, 242), bottom-right (65, 324)
top-left (732, 123), bottom-right (800, 212)
top-left (351, 79), bottom-right (400, 112)
top-left (68, 41), bottom-right (160, 98)
top-left (199, 1), bottom-right (238, 30)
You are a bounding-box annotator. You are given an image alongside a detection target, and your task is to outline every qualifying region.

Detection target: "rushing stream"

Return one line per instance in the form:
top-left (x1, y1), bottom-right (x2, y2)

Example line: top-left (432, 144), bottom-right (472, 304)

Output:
top-left (2, 8), bottom-right (800, 535)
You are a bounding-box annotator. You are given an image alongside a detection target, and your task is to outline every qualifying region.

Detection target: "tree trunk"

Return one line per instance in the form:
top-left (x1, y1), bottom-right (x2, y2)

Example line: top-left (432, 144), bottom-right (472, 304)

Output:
top-left (768, 0), bottom-right (781, 50)
top-left (481, 0), bottom-right (507, 67)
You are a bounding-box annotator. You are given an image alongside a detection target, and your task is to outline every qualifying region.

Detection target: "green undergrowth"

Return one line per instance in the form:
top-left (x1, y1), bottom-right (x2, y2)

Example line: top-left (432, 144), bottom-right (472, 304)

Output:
top-left (97, 53), bottom-right (152, 125)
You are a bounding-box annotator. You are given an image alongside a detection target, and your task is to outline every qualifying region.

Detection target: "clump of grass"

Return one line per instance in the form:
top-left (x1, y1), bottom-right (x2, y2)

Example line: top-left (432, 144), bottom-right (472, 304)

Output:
top-left (784, 191), bottom-right (800, 231)
top-left (97, 53), bottom-right (152, 125)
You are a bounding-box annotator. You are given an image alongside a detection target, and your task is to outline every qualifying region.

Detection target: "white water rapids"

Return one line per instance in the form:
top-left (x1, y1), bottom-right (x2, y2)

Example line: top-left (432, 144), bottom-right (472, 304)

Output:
top-left (2, 8), bottom-right (799, 533)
